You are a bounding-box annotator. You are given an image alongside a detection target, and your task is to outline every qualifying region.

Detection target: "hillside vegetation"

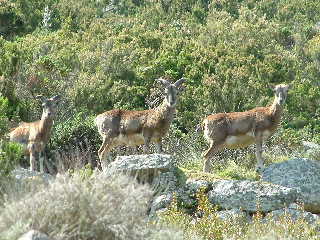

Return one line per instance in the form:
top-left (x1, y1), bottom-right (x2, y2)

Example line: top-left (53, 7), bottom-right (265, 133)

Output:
top-left (0, 0), bottom-right (320, 168)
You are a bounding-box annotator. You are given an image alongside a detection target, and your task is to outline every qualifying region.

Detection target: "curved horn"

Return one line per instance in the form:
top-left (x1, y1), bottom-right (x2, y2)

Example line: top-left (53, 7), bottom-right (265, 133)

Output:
top-left (174, 77), bottom-right (185, 88)
top-left (51, 95), bottom-right (61, 102)
top-left (35, 95), bottom-right (46, 102)
top-left (156, 77), bottom-right (170, 87)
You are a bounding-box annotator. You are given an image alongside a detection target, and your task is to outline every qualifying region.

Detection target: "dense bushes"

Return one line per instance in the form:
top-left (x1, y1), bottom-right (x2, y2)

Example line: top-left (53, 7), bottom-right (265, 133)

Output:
top-left (0, 0), bottom-right (320, 163)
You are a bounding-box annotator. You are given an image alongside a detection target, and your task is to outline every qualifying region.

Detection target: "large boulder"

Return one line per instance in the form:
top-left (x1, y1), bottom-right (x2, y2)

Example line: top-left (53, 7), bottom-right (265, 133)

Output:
top-left (185, 179), bottom-right (211, 195)
top-left (106, 154), bottom-right (174, 184)
top-left (262, 158), bottom-right (320, 213)
top-left (152, 171), bottom-right (179, 194)
top-left (208, 180), bottom-right (298, 213)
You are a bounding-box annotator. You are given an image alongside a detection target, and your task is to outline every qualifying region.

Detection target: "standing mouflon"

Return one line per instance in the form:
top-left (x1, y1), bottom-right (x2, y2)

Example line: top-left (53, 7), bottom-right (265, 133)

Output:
top-left (95, 77), bottom-right (185, 168)
top-left (202, 84), bottom-right (290, 173)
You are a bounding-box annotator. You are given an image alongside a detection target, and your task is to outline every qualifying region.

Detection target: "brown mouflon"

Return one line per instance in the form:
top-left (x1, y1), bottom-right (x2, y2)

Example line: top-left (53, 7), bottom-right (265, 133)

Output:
top-left (202, 84), bottom-right (290, 173)
top-left (95, 77), bottom-right (185, 168)
top-left (9, 95), bottom-right (61, 172)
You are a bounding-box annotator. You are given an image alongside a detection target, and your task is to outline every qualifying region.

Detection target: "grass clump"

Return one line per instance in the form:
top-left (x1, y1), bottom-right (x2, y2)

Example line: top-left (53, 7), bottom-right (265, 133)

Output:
top-left (0, 141), bottom-right (23, 177)
top-left (214, 160), bottom-right (259, 181)
top-left (0, 172), bottom-right (154, 240)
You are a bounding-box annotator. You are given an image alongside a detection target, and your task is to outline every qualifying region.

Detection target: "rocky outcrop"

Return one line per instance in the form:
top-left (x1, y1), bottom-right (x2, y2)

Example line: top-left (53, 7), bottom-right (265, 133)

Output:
top-left (152, 171), bottom-right (179, 194)
top-left (262, 158), bottom-right (320, 213)
top-left (150, 193), bottom-right (174, 215)
top-left (106, 154), bottom-right (174, 184)
top-left (185, 179), bottom-right (211, 195)
top-left (106, 154), bottom-right (319, 224)
top-left (208, 180), bottom-right (298, 213)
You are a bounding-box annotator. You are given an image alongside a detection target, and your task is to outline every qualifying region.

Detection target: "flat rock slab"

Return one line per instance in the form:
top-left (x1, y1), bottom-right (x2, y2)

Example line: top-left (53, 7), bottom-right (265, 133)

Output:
top-left (208, 180), bottom-right (298, 213)
top-left (106, 154), bottom-right (174, 184)
top-left (108, 154), bottom-right (173, 171)
top-left (262, 158), bottom-right (320, 213)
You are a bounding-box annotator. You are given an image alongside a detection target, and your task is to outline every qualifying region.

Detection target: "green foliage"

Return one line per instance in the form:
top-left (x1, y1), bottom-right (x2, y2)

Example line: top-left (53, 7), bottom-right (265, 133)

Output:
top-left (2, 2), bottom-right (320, 238)
top-left (0, 141), bottom-right (22, 177)
top-left (67, 163), bottom-right (94, 181)
top-left (50, 113), bottom-right (100, 153)
top-left (215, 160), bottom-right (259, 180)
top-left (1, 0), bottom-right (320, 166)
top-left (0, 96), bottom-right (10, 136)
top-left (159, 190), bottom-right (236, 240)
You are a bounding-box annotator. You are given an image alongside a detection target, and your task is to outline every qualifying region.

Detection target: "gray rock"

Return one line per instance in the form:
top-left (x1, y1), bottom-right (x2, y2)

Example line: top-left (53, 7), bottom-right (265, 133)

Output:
top-left (302, 141), bottom-right (320, 150)
top-left (150, 193), bottom-right (173, 214)
top-left (267, 208), bottom-right (320, 224)
top-left (288, 203), bottom-right (303, 210)
top-left (110, 154), bottom-right (173, 170)
top-left (150, 189), bottom-right (196, 214)
top-left (12, 167), bottom-right (54, 184)
top-left (208, 180), bottom-right (298, 213)
top-left (152, 171), bottom-right (179, 194)
top-left (106, 154), bottom-right (174, 184)
top-left (185, 179), bottom-right (211, 195)
top-left (18, 230), bottom-right (52, 240)
top-left (262, 158), bottom-right (320, 213)
top-left (176, 189), bottom-right (197, 209)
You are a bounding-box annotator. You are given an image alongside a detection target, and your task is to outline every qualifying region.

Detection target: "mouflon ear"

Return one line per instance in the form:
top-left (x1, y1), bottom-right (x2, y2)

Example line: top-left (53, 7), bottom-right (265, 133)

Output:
top-left (174, 77), bottom-right (186, 88)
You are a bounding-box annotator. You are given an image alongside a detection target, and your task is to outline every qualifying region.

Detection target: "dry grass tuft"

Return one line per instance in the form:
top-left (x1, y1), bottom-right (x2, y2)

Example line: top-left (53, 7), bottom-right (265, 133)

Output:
top-left (0, 172), bottom-right (155, 240)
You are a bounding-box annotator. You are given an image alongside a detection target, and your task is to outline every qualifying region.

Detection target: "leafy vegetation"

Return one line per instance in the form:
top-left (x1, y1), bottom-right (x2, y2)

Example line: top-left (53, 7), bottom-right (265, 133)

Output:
top-left (1, 0), bottom-right (320, 156)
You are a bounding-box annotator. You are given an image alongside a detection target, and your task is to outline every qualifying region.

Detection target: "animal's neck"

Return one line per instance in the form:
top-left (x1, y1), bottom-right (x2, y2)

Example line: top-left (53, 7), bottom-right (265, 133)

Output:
top-left (39, 116), bottom-right (54, 138)
top-left (157, 99), bottom-right (176, 121)
top-left (269, 97), bottom-right (283, 121)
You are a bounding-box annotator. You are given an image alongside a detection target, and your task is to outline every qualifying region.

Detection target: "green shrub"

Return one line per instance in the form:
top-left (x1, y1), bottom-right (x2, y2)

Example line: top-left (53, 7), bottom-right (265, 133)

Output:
top-left (50, 113), bottom-right (100, 152)
top-left (47, 113), bottom-right (101, 171)
top-left (0, 141), bottom-right (23, 177)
